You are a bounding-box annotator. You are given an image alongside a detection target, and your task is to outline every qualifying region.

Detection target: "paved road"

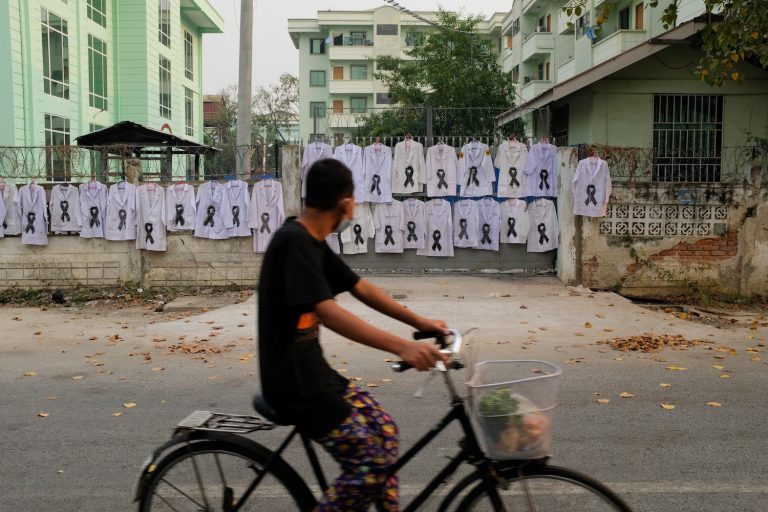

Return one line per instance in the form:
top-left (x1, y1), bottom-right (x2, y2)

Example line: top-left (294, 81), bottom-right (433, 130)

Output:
top-left (1, 276), bottom-right (766, 511)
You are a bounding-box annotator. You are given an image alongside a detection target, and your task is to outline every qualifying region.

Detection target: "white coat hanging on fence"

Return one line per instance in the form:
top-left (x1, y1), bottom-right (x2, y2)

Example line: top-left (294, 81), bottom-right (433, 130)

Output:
top-left (458, 141), bottom-right (495, 197)
top-left (392, 139), bottom-right (426, 195)
top-left (166, 183), bottom-right (196, 232)
top-left (373, 200), bottom-right (405, 254)
top-left (226, 179), bottom-right (251, 238)
top-left (453, 198), bottom-right (480, 249)
top-left (194, 180), bottom-right (233, 240)
top-left (0, 181), bottom-right (21, 236)
top-left (425, 143), bottom-right (458, 197)
top-left (0, 188), bottom-right (6, 238)
top-left (524, 142), bottom-right (558, 198)
top-left (340, 203), bottom-right (374, 255)
top-left (18, 183), bottom-right (48, 246)
top-left (79, 180), bottom-right (108, 239)
top-left (49, 184), bottom-right (82, 234)
top-left (495, 140), bottom-right (528, 199)
top-left (301, 141), bottom-right (333, 198)
top-left (249, 179), bottom-right (285, 253)
top-left (572, 156), bottom-right (612, 217)
top-left (363, 142), bottom-right (393, 203)
top-left (418, 198), bottom-right (454, 257)
top-left (475, 197), bottom-right (501, 252)
top-left (105, 181), bottom-right (137, 241)
top-left (136, 183), bottom-right (167, 251)
top-left (527, 198), bottom-right (559, 253)
top-left (333, 142), bottom-right (366, 203)
top-left (401, 197), bottom-right (426, 250)
top-left (500, 198), bottom-right (530, 244)
top-left (326, 233), bottom-right (341, 255)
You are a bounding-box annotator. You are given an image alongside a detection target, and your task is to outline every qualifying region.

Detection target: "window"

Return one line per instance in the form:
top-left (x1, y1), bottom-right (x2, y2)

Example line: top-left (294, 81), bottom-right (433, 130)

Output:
top-left (309, 70), bottom-right (325, 86)
top-left (351, 65), bottom-right (367, 80)
top-left (350, 31), bottom-right (366, 46)
top-left (44, 114), bottom-right (71, 182)
top-left (158, 0), bottom-right (171, 48)
top-left (652, 94), bottom-right (723, 182)
top-left (88, 35), bottom-right (108, 110)
top-left (332, 100), bottom-right (344, 113)
top-left (350, 97), bottom-right (367, 113)
top-left (577, 12), bottom-right (591, 39)
top-left (537, 15), bottom-right (551, 32)
top-left (512, 65), bottom-right (520, 83)
top-left (310, 38), bottom-right (325, 54)
top-left (377, 24), bottom-right (398, 36)
top-left (619, 7), bottom-right (630, 30)
top-left (185, 87), bottom-right (194, 136)
top-left (551, 105), bottom-right (569, 147)
top-left (41, 9), bottom-right (70, 99)
top-left (159, 56), bottom-right (172, 119)
top-left (376, 92), bottom-right (392, 105)
top-left (537, 62), bottom-right (545, 81)
top-left (87, 0), bottom-right (106, 27)
top-left (184, 31), bottom-right (194, 80)
top-left (505, 35), bottom-right (513, 49)
top-left (405, 31), bottom-right (422, 46)
top-left (511, 19), bottom-right (520, 36)
top-left (309, 102), bottom-right (325, 118)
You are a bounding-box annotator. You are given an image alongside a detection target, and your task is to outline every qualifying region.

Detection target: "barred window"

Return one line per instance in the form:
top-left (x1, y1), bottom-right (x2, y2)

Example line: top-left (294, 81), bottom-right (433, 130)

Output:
top-left (652, 94), bottom-right (723, 182)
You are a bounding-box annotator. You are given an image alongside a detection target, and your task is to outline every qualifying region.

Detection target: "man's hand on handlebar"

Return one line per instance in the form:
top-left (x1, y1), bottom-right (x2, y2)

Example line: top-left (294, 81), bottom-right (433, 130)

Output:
top-left (413, 317), bottom-right (450, 336)
top-left (397, 341), bottom-right (448, 372)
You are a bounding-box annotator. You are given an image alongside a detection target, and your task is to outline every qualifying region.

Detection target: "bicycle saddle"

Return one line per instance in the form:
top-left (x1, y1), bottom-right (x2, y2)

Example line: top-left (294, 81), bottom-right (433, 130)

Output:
top-left (252, 393), bottom-right (287, 424)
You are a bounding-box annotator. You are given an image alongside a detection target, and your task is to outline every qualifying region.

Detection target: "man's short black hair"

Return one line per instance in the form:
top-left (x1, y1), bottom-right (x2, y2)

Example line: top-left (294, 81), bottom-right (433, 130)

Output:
top-left (305, 158), bottom-right (354, 211)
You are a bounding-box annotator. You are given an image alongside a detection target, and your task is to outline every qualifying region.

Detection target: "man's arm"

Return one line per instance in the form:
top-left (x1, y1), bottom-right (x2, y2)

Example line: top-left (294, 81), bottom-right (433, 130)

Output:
top-left (315, 299), bottom-right (445, 371)
top-left (350, 278), bottom-right (448, 333)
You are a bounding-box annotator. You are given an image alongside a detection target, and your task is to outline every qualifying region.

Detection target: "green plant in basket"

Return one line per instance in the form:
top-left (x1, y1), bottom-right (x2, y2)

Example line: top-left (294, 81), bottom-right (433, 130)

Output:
top-left (478, 389), bottom-right (523, 443)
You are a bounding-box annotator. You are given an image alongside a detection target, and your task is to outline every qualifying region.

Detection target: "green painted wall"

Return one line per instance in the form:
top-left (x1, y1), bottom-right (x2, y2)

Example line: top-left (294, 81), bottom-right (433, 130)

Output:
top-left (0, 0), bottom-right (220, 148)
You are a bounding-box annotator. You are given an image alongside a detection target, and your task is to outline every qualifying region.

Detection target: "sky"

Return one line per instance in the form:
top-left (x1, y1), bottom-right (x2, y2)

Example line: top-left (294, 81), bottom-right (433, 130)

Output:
top-left (202, 0), bottom-right (513, 95)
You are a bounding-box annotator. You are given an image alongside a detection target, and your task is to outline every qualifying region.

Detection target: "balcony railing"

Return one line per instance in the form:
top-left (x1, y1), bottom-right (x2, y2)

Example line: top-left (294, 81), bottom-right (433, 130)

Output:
top-left (328, 79), bottom-right (375, 95)
top-left (520, 79), bottom-right (553, 102)
top-left (557, 58), bottom-right (576, 82)
top-left (592, 29), bottom-right (647, 65)
top-left (329, 44), bottom-right (375, 61)
top-left (521, 32), bottom-right (555, 62)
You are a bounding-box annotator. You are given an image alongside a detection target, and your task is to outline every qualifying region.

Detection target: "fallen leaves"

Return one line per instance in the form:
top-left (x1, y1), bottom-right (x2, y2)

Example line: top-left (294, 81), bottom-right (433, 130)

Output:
top-left (666, 365), bottom-right (688, 371)
top-left (112, 412), bottom-right (123, 417)
top-left (166, 341), bottom-right (227, 355)
top-left (711, 365), bottom-right (724, 370)
top-left (37, 412), bottom-right (50, 418)
top-left (71, 375), bottom-right (85, 380)
top-left (706, 402), bottom-right (722, 407)
top-left (660, 403), bottom-right (676, 410)
top-left (23, 371), bottom-right (37, 377)
top-left (595, 399), bottom-right (610, 404)
top-left (619, 392), bottom-right (636, 398)
top-left (584, 322), bottom-right (593, 329)
top-left (565, 358), bottom-right (585, 364)
top-left (720, 374), bottom-right (731, 379)
top-left (660, 383), bottom-right (672, 388)
top-left (124, 402), bottom-right (137, 409)
top-left (597, 334), bottom-right (707, 353)
top-left (151, 367), bottom-right (165, 372)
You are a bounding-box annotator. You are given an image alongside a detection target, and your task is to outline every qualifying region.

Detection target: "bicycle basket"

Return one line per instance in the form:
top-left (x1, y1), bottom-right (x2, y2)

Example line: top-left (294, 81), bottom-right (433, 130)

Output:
top-left (466, 360), bottom-right (562, 460)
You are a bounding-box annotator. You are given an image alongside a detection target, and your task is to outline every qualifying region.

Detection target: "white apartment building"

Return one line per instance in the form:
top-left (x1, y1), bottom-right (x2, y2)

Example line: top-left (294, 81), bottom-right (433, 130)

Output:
top-left (288, 6), bottom-right (506, 145)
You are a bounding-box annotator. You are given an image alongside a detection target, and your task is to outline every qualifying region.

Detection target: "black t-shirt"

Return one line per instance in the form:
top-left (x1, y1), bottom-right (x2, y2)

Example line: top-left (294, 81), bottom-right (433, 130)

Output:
top-left (258, 220), bottom-right (360, 437)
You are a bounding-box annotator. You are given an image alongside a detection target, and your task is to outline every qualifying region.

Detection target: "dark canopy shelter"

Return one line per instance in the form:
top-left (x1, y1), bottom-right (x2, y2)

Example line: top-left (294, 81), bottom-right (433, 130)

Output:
top-left (75, 121), bottom-right (218, 181)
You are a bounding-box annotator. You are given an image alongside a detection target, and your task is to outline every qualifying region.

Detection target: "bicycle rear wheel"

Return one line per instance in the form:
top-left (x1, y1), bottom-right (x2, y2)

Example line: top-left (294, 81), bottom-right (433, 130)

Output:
top-left (138, 440), bottom-right (315, 512)
top-left (456, 464), bottom-right (632, 512)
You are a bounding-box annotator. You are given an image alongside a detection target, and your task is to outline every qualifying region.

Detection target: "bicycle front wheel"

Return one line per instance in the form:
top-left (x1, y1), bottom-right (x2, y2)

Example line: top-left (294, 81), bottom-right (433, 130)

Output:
top-left (138, 440), bottom-right (315, 512)
top-left (456, 464), bottom-right (632, 512)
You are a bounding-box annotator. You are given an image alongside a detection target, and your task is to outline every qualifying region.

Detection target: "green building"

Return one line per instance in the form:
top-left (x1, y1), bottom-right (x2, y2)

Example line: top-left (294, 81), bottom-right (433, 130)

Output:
top-left (0, 0), bottom-right (223, 178)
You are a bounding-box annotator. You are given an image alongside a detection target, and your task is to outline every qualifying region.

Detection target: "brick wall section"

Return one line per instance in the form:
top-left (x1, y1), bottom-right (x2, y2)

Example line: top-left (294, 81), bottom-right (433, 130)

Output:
top-left (626, 230), bottom-right (739, 274)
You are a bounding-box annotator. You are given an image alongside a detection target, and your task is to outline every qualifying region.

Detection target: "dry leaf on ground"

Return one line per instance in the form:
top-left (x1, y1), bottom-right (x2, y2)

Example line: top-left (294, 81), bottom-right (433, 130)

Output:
top-left (37, 412), bottom-right (50, 417)
top-left (566, 358), bottom-right (584, 364)
top-left (720, 374), bottom-right (731, 379)
top-left (619, 392), bottom-right (636, 398)
top-left (72, 375), bottom-right (85, 380)
top-left (124, 402), bottom-right (137, 408)
top-left (660, 383), bottom-right (672, 388)
top-left (574, 331), bottom-right (585, 336)
top-left (23, 371), bottom-right (37, 377)
top-left (712, 365), bottom-right (724, 370)
top-left (706, 402), bottom-right (722, 407)
top-left (596, 399), bottom-right (610, 404)
top-left (151, 367), bottom-right (165, 372)
top-left (666, 365), bottom-right (688, 371)
top-left (584, 322), bottom-right (593, 328)
top-left (598, 334), bottom-right (707, 353)
top-left (660, 403), bottom-right (676, 410)
top-left (112, 412), bottom-right (123, 417)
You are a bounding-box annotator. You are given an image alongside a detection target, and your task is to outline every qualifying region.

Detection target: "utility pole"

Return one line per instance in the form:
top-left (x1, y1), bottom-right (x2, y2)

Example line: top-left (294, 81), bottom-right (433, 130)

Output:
top-left (236, 0), bottom-right (254, 178)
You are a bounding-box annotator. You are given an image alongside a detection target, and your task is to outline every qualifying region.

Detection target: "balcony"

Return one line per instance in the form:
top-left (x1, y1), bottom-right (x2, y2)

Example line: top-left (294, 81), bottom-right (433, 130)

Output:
top-left (557, 10), bottom-right (575, 34)
top-left (520, 79), bottom-right (552, 102)
top-left (521, 32), bottom-right (554, 62)
top-left (592, 30), bottom-right (647, 65)
top-left (328, 79), bottom-right (375, 95)
top-left (557, 58), bottom-right (575, 82)
top-left (329, 44), bottom-right (374, 61)
top-left (522, 0), bottom-right (549, 15)
top-left (326, 113), bottom-right (366, 129)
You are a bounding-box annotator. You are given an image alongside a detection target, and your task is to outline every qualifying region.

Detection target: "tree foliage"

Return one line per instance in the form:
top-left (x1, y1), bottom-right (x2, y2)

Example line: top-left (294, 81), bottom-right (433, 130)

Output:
top-left (252, 73), bottom-right (299, 143)
top-left (563, 0), bottom-right (768, 86)
top-left (359, 10), bottom-right (524, 138)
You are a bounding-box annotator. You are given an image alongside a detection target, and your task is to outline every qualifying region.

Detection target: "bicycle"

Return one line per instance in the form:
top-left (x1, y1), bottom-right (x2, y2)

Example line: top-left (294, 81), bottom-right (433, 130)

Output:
top-left (134, 329), bottom-right (632, 511)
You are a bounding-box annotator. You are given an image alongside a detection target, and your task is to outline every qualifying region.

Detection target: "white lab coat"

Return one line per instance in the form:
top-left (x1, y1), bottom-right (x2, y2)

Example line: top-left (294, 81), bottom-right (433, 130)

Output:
top-left (166, 184), bottom-right (196, 232)
top-left (105, 181), bottom-right (137, 241)
top-left (572, 157), bottom-right (612, 217)
top-left (500, 199), bottom-right (530, 244)
top-left (0, 182), bottom-right (21, 235)
top-left (453, 199), bottom-right (480, 248)
top-left (401, 197), bottom-right (426, 250)
top-left (49, 184), bottom-right (82, 234)
top-left (79, 181), bottom-right (108, 239)
top-left (333, 143), bottom-right (366, 203)
top-left (527, 198), bottom-right (559, 252)
top-left (425, 143), bottom-right (459, 197)
top-left (417, 198), bottom-right (454, 257)
top-left (18, 183), bottom-right (48, 246)
top-left (136, 183), bottom-right (167, 251)
top-left (475, 197), bottom-right (501, 252)
top-left (458, 142), bottom-right (495, 197)
top-left (392, 139), bottom-right (426, 194)
top-left (363, 143), bottom-right (393, 203)
top-left (340, 203), bottom-right (374, 254)
top-left (301, 142), bottom-right (334, 198)
top-left (226, 179), bottom-right (251, 238)
top-left (495, 140), bottom-right (528, 199)
top-left (373, 200), bottom-right (405, 254)
top-left (248, 179), bottom-right (285, 253)
top-left (524, 142), bottom-right (559, 198)
top-left (194, 181), bottom-right (233, 240)
top-left (0, 190), bottom-right (6, 237)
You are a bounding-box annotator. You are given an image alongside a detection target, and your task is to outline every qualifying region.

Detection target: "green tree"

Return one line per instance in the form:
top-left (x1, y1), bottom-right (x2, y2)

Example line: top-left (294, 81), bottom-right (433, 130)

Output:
top-left (359, 10), bottom-right (524, 138)
top-left (563, 0), bottom-right (768, 86)
top-left (252, 73), bottom-right (299, 144)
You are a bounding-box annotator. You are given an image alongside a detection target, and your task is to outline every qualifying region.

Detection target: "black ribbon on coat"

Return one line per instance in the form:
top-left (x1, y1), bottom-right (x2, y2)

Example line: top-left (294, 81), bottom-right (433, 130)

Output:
top-left (232, 206), bottom-right (241, 227)
top-left (89, 207), bottom-right (100, 228)
top-left (260, 212), bottom-right (271, 234)
top-left (507, 217), bottom-right (517, 238)
top-left (481, 224), bottom-right (492, 244)
top-left (509, 167), bottom-right (520, 188)
top-left (384, 225), bottom-right (395, 246)
top-left (585, 185), bottom-right (598, 206)
top-left (60, 200), bottom-right (70, 222)
top-left (406, 221), bottom-right (418, 242)
top-left (145, 223), bottom-right (155, 244)
top-left (353, 224), bottom-right (364, 245)
top-left (403, 166), bottom-right (415, 187)
top-left (370, 175), bottom-right (382, 195)
top-left (436, 169), bottom-right (448, 189)
top-left (538, 223), bottom-right (549, 244)
top-left (118, 209), bottom-right (127, 230)
top-left (174, 204), bottom-right (185, 226)
top-left (432, 230), bottom-right (442, 251)
top-left (203, 206), bottom-right (216, 227)
top-left (467, 166), bottom-right (480, 187)
top-left (458, 219), bottom-right (469, 240)
top-left (539, 169), bottom-right (550, 191)
top-left (25, 212), bottom-right (36, 234)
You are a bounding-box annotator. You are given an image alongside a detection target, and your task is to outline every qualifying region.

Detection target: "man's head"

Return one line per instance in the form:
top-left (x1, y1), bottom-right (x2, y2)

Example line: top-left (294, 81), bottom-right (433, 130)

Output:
top-left (304, 158), bottom-right (355, 230)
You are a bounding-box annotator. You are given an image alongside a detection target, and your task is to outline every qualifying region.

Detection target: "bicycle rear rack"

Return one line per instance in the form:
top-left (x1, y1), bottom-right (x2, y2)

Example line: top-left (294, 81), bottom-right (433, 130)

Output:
top-left (175, 410), bottom-right (277, 434)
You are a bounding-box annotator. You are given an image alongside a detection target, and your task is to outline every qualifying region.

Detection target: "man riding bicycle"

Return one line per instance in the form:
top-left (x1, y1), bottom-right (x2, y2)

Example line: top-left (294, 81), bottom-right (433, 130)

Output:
top-left (258, 158), bottom-right (448, 511)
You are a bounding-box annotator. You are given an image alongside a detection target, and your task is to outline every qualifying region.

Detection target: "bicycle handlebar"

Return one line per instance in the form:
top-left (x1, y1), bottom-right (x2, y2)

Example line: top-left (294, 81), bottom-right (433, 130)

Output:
top-left (391, 329), bottom-right (463, 373)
